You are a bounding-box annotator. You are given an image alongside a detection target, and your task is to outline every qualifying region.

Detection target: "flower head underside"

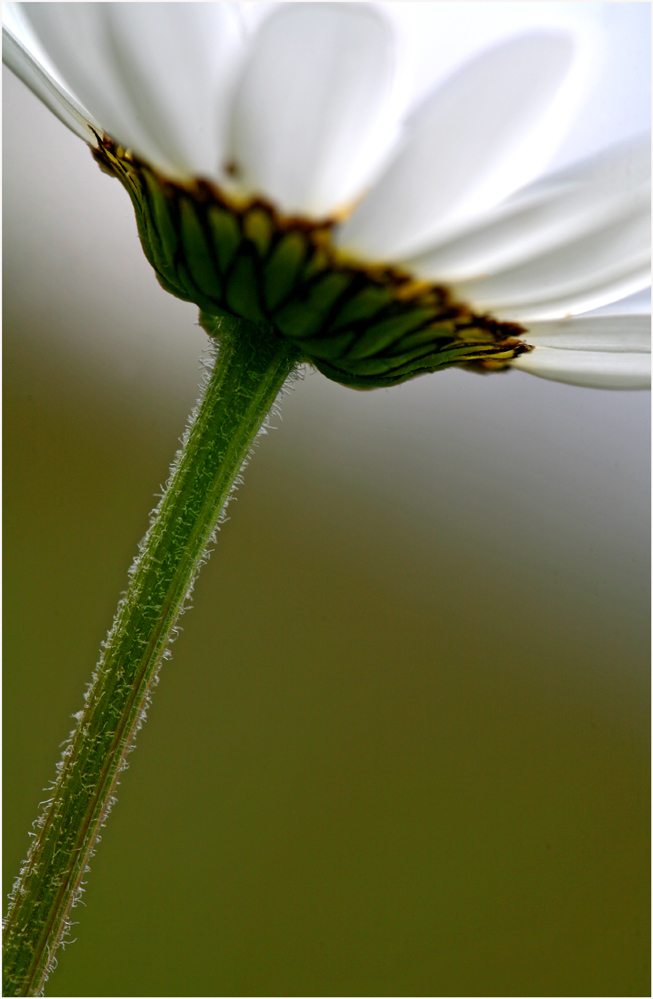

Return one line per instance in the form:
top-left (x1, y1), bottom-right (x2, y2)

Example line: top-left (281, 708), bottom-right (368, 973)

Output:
top-left (3, 1), bottom-right (650, 388)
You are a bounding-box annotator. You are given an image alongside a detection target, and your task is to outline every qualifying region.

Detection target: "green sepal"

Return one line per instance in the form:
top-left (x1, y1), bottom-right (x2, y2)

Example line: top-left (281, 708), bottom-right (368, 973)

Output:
top-left (263, 231), bottom-right (308, 310)
top-left (344, 308), bottom-right (436, 360)
top-left (207, 204), bottom-right (241, 273)
top-left (226, 250), bottom-right (267, 325)
top-left (329, 285), bottom-right (393, 331)
top-left (179, 198), bottom-right (223, 304)
top-left (243, 208), bottom-right (274, 257)
top-left (274, 271), bottom-right (354, 340)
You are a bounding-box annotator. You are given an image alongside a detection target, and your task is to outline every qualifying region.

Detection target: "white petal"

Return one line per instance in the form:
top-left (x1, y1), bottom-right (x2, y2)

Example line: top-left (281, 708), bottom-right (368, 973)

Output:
top-left (337, 32), bottom-right (576, 260)
top-left (2, 24), bottom-right (99, 144)
top-left (23, 3), bottom-right (174, 174)
top-left (511, 346), bottom-right (650, 389)
top-left (406, 136), bottom-right (651, 282)
top-left (512, 311), bottom-right (651, 389)
top-left (521, 314), bottom-right (651, 352)
top-left (23, 3), bottom-right (242, 179)
top-left (4, 1), bottom-right (72, 86)
top-left (226, 2), bottom-right (393, 217)
top-left (455, 201), bottom-right (650, 317)
top-left (94, 3), bottom-right (243, 180)
top-left (584, 288), bottom-right (651, 317)
top-left (496, 268), bottom-right (652, 323)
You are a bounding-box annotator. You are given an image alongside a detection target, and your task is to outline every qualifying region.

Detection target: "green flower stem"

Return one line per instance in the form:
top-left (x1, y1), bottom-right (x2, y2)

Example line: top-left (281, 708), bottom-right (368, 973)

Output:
top-left (3, 317), bottom-right (301, 997)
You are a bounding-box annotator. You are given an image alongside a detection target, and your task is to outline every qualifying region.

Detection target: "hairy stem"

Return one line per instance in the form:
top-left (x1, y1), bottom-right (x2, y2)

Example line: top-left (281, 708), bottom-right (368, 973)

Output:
top-left (3, 316), bottom-right (300, 996)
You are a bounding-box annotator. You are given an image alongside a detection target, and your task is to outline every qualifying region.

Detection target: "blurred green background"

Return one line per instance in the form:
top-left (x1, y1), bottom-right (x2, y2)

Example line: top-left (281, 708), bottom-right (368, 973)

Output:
top-left (3, 25), bottom-right (650, 997)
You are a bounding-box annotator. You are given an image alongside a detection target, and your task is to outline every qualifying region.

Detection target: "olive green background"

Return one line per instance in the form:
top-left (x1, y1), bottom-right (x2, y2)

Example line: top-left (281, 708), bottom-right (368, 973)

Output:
top-left (4, 60), bottom-right (650, 998)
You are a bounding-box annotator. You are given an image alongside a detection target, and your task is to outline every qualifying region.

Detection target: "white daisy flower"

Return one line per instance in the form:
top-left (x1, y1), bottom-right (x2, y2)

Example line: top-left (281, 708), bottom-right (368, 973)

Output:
top-left (3, 1), bottom-right (650, 389)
